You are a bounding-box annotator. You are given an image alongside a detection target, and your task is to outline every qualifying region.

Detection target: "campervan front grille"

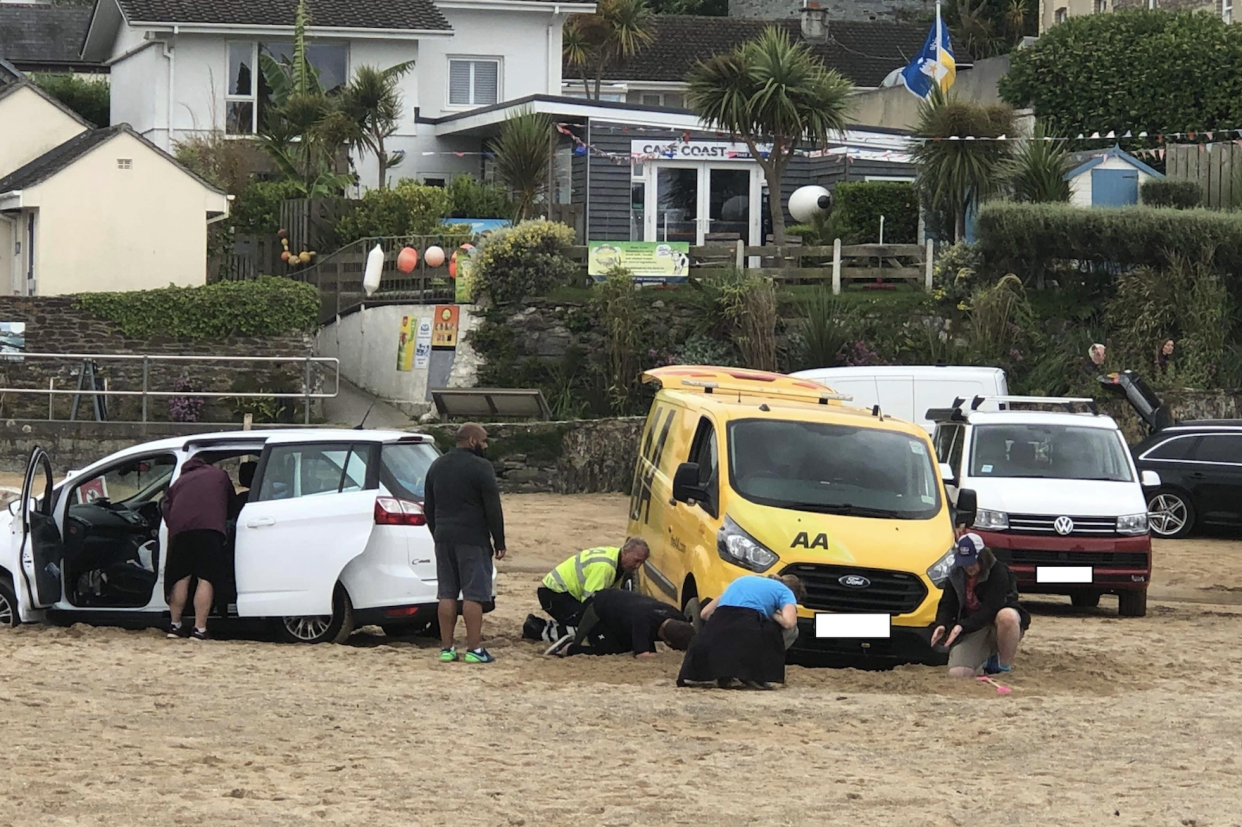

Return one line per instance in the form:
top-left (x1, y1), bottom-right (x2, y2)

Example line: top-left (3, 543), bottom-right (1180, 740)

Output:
top-left (781, 564), bottom-right (928, 615)
top-left (1007, 514), bottom-right (1119, 536)
top-left (993, 549), bottom-right (1149, 568)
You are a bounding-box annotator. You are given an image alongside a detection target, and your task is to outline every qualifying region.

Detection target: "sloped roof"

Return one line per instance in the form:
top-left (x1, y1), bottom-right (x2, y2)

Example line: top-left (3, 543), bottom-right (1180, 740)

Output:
top-left (0, 3), bottom-right (96, 68)
top-left (577, 15), bottom-right (971, 89)
top-left (0, 78), bottom-right (95, 130)
top-left (113, 0), bottom-right (452, 30)
top-left (0, 123), bottom-right (226, 197)
top-left (1064, 145), bottom-right (1164, 181)
top-left (0, 56), bottom-right (23, 84)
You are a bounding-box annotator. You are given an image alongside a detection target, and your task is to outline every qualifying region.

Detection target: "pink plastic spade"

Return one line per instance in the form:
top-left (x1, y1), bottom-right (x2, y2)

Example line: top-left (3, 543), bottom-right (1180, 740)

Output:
top-left (977, 676), bottom-right (1012, 694)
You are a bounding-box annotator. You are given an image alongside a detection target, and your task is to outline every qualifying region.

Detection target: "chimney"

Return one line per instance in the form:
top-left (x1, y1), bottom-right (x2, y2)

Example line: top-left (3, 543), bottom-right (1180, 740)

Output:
top-left (801, 0), bottom-right (828, 41)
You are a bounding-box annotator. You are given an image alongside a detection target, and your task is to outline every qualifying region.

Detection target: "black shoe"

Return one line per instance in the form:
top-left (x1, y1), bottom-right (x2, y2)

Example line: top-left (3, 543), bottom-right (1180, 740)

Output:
top-left (522, 614), bottom-right (547, 641)
top-left (166, 623), bottom-right (190, 639)
top-left (190, 628), bottom-right (210, 642)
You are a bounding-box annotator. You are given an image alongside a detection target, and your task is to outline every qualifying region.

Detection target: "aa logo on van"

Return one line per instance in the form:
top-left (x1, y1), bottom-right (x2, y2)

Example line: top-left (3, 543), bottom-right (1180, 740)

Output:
top-left (791, 532), bottom-right (830, 549)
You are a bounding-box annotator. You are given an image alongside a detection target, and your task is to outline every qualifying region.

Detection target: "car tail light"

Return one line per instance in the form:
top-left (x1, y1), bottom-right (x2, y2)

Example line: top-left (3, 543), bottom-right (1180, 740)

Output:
top-left (375, 497), bottom-right (427, 526)
top-left (383, 605), bottom-right (421, 618)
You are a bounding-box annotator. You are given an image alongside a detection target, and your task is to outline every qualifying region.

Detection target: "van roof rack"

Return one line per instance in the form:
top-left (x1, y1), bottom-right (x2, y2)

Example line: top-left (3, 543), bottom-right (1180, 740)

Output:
top-left (678, 378), bottom-right (854, 405)
top-left (968, 395), bottom-right (1099, 415)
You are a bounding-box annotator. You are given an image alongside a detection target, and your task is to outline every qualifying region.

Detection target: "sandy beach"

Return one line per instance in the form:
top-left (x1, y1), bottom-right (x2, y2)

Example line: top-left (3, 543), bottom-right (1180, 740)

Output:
top-left (2, 493), bottom-right (1241, 826)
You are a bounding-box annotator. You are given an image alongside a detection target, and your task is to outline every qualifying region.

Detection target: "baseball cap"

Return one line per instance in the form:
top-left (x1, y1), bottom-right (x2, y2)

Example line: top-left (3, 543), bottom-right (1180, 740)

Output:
top-left (955, 533), bottom-right (985, 567)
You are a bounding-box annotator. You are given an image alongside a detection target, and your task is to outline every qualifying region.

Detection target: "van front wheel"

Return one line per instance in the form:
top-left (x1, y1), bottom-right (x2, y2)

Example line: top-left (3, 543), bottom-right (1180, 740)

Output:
top-left (1118, 590), bottom-right (1147, 618)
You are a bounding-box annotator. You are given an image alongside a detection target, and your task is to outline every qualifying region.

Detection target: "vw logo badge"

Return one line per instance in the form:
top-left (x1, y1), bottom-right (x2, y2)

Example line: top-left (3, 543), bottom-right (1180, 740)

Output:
top-left (838, 574), bottom-right (871, 589)
top-left (1054, 516), bottom-right (1075, 536)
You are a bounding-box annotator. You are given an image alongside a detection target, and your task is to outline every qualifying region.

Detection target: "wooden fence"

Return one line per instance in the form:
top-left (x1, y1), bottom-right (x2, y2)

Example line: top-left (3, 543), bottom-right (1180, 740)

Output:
top-left (1167, 143), bottom-right (1242, 210)
top-left (566, 240), bottom-right (933, 295)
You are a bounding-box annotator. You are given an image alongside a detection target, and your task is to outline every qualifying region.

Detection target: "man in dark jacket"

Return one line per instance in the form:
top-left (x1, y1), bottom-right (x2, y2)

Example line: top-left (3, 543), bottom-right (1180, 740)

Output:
top-left (547, 589), bottom-right (695, 659)
top-left (932, 533), bottom-right (1031, 678)
top-left (424, 422), bottom-right (506, 664)
top-left (162, 457), bottom-right (236, 641)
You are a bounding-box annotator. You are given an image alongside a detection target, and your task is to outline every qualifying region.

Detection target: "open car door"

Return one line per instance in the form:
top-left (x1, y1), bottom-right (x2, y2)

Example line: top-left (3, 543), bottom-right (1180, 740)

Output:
top-left (18, 447), bottom-right (65, 609)
top-left (233, 440), bottom-right (377, 618)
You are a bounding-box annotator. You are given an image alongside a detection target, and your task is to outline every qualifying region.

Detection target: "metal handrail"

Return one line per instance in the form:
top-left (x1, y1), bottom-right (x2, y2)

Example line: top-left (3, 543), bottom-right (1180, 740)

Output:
top-left (0, 353), bottom-right (340, 424)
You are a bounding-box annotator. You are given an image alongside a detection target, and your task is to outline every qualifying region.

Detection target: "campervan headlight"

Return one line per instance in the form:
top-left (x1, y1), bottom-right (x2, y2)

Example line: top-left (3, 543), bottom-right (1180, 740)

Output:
top-left (926, 547), bottom-right (956, 587)
top-left (1117, 513), bottom-right (1150, 535)
top-left (717, 515), bottom-right (779, 573)
top-left (973, 509), bottom-right (1010, 531)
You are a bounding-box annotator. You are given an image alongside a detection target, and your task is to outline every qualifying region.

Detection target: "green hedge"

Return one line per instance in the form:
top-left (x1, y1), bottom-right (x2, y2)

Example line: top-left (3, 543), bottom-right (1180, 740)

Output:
top-left (834, 182), bottom-right (918, 244)
top-left (31, 73), bottom-right (110, 127)
top-left (76, 277), bottom-right (319, 339)
top-left (976, 202), bottom-right (1242, 277)
top-left (335, 182), bottom-right (453, 243)
top-left (1140, 180), bottom-right (1202, 210)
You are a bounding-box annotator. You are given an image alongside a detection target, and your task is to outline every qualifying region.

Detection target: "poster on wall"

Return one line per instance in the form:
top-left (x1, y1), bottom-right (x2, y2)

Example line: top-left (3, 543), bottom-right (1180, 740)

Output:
top-left (432, 306), bottom-right (460, 349)
top-left (0, 322), bottom-right (26, 362)
top-left (414, 318), bottom-right (433, 369)
top-left (588, 242), bottom-right (691, 284)
top-left (396, 315), bottom-right (415, 372)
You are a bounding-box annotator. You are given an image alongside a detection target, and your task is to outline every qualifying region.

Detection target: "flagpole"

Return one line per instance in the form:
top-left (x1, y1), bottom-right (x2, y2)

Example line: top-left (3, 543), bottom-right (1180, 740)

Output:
top-left (935, 0), bottom-right (943, 87)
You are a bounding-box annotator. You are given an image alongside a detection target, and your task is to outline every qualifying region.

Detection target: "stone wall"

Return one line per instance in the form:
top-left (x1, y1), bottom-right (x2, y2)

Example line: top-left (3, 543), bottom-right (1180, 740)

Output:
top-left (728, 0), bottom-right (933, 22)
top-left (1102, 389), bottom-right (1242, 444)
top-left (0, 296), bottom-right (320, 423)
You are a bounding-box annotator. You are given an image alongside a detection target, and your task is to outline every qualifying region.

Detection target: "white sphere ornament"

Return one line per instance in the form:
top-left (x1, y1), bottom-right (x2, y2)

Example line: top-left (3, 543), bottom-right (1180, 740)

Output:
top-left (363, 244), bottom-right (384, 296)
top-left (789, 185), bottom-right (833, 223)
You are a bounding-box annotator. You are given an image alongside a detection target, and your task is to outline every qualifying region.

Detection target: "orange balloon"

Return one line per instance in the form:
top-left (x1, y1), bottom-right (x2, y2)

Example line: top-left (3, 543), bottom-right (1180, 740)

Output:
top-left (449, 259), bottom-right (457, 278)
top-left (425, 245), bottom-right (446, 267)
top-left (396, 247), bottom-right (419, 273)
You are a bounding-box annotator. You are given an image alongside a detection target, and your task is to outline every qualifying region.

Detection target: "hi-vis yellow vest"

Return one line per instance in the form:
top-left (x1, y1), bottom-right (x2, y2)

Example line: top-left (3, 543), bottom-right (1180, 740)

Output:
top-left (543, 546), bottom-right (622, 602)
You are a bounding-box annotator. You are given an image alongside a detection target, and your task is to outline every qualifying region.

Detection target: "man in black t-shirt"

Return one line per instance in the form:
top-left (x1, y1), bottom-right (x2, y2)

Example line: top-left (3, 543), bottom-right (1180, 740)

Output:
top-left (547, 589), bottom-right (695, 659)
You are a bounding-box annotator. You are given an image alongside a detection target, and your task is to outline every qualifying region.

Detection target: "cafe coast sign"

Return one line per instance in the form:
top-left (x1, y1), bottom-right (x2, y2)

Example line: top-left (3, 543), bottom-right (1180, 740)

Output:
top-left (630, 140), bottom-right (771, 161)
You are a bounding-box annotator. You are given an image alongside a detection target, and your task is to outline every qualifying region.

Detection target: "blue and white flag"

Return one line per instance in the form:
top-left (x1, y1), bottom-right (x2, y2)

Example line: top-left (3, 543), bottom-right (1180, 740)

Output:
top-left (901, 4), bottom-right (957, 99)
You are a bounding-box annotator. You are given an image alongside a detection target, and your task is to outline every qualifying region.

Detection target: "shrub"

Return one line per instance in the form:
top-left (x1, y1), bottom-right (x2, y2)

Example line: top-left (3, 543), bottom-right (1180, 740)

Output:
top-left (174, 131), bottom-right (252, 199)
top-left (473, 220), bottom-right (577, 305)
top-left (700, 268), bottom-right (778, 371)
top-left (674, 334), bottom-right (739, 367)
top-left (792, 287), bottom-right (855, 370)
top-left (975, 202), bottom-right (1242, 287)
top-left (75, 277), bottom-right (319, 338)
top-left (1141, 180), bottom-right (1203, 210)
top-left (447, 175), bottom-right (513, 218)
top-left (231, 179), bottom-right (304, 235)
top-left (334, 181), bottom-right (453, 242)
top-left (594, 267), bottom-right (643, 413)
top-left (833, 182), bottom-right (919, 244)
top-left (932, 241), bottom-right (985, 308)
top-left (31, 73), bottom-right (109, 127)
top-left (168, 375), bottom-right (204, 423)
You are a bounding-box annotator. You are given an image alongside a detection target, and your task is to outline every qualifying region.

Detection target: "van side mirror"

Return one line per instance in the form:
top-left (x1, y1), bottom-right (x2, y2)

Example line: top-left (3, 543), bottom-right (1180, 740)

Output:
top-left (954, 488), bottom-right (978, 529)
top-left (1140, 470), bottom-right (1161, 488)
top-left (672, 462), bottom-right (708, 505)
top-left (939, 462), bottom-right (957, 486)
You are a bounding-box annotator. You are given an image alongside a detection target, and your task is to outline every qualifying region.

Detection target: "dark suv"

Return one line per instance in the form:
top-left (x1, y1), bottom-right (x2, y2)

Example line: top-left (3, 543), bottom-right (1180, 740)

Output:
top-left (1101, 371), bottom-right (1242, 538)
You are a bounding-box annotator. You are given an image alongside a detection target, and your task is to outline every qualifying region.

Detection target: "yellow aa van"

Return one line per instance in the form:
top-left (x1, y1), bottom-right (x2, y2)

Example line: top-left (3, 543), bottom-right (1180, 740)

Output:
top-left (627, 366), bottom-right (975, 664)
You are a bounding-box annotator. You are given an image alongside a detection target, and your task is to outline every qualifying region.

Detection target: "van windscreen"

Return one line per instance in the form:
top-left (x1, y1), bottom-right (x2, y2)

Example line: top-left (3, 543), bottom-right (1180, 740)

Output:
top-left (380, 442), bottom-right (441, 501)
top-left (726, 420), bottom-right (940, 520)
top-left (969, 424), bottom-right (1133, 482)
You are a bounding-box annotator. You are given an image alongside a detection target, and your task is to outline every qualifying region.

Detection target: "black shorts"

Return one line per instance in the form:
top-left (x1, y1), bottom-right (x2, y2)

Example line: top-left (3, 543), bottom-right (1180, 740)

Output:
top-left (164, 529), bottom-right (227, 589)
top-left (435, 543), bottom-right (493, 603)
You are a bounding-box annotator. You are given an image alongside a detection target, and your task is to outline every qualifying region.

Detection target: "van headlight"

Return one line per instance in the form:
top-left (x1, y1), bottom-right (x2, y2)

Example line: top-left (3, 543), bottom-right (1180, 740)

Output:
top-left (1117, 513), bottom-right (1150, 535)
top-left (717, 515), bottom-right (778, 573)
top-left (926, 547), bottom-right (956, 587)
top-left (973, 509), bottom-right (1009, 531)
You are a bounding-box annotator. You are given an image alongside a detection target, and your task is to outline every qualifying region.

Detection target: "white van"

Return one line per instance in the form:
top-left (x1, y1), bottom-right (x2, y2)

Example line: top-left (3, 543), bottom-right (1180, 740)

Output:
top-left (790, 366), bottom-right (1008, 434)
top-left (929, 396), bottom-right (1159, 617)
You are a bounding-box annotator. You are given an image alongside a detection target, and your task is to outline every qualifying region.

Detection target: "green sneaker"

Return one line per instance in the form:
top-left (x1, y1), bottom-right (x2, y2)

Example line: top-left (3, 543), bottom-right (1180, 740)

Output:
top-left (439, 647), bottom-right (458, 662)
top-left (464, 647), bottom-right (496, 664)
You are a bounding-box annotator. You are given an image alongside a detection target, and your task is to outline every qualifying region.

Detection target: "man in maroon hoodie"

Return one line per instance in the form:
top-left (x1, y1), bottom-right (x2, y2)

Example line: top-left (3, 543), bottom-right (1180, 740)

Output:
top-left (161, 457), bottom-right (236, 641)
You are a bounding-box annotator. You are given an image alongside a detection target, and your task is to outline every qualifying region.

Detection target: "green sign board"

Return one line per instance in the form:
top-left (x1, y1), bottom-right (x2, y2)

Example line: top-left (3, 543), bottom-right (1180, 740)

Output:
top-left (588, 241), bottom-right (691, 283)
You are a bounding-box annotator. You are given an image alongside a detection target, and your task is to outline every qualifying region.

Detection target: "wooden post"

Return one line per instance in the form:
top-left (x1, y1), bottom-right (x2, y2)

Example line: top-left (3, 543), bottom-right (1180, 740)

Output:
top-left (735, 239), bottom-right (744, 270)
top-left (243, 413), bottom-right (253, 431)
top-left (832, 238), bottom-right (842, 295)
top-left (924, 238), bottom-right (934, 293)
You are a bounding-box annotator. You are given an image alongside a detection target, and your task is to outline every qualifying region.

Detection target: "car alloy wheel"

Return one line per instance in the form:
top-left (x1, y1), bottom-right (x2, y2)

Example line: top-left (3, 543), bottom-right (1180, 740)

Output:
top-left (283, 615), bottom-right (332, 642)
top-left (0, 588), bottom-right (15, 627)
top-left (1148, 492), bottom-right (1191, 538)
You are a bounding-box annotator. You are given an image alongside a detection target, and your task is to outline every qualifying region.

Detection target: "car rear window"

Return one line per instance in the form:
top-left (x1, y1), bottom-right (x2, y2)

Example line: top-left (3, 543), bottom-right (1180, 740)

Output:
top-left (380, 441), bottom-right (441, 501)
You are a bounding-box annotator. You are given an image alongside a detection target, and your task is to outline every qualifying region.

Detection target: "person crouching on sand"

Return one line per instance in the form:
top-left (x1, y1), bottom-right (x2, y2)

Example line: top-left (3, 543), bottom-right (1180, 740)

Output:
top-left (676, 574), bottom-right (805, 690)
top-left (931, 533), bottom-right (1031, 678)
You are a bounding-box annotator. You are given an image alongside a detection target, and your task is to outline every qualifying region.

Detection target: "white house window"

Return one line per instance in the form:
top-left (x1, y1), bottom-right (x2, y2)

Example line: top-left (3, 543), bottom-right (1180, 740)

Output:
top-left (1225, 0), bottom-right (1234, 23)
top-left (448, 58), bottom-right (500, 107)
top-left (1147, 0), bottom-right (1155, 8)
top-left (1093, 0), bottom-right (1106, 12)
top-left (117, 159), bottom-right (132, 170)
top-left (641, 93), bottom-right (663, 107)
top-left (226, 40), bottom-right (348, 135)
top-left (1055, 6), bottom-right (1068, 23)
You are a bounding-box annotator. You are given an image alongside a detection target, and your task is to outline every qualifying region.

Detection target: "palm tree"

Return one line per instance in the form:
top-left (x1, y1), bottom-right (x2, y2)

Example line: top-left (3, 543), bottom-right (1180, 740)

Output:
top-left (686, 26), bottom-right (853, 245)
top-left (1009, 122), bottom-right (1070, 203)
top-left (492, 110), bottom-right (554, 222)
top-left (334, 63), bottom-right (413, 190)
top-left (911, 89), bottom-right (1016, 242)
top-left (562, 0), bottom-right (655, 100)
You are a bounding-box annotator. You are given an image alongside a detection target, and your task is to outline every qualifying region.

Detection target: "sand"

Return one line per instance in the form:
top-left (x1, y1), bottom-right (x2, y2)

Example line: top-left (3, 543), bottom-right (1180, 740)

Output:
top-left (2, 493), bottom-right (1242, 826)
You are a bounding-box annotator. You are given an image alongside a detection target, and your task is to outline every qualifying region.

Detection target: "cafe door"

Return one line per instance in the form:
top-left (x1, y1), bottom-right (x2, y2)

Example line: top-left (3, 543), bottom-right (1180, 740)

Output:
top-left (643, 162), bottom-right (763, 246)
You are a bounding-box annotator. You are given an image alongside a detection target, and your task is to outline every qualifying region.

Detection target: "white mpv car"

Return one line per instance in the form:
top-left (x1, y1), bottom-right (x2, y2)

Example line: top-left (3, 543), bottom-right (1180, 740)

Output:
top-left (0, 429), bottom-right (494, 643)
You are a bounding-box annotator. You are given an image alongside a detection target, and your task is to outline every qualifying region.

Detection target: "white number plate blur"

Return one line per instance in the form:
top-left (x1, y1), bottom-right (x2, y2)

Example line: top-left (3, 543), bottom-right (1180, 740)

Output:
top-left (814, 613), bottom-right (891, 638)
top-left (1036, 566), bottom-right (1094, 584)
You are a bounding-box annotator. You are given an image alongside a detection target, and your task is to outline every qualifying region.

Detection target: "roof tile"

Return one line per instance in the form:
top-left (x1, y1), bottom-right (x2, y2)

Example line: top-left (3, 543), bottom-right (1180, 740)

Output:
top-left (114, 0), bottom-right (453, 30)
top-left (0, 4), bottom-right (95, 66)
